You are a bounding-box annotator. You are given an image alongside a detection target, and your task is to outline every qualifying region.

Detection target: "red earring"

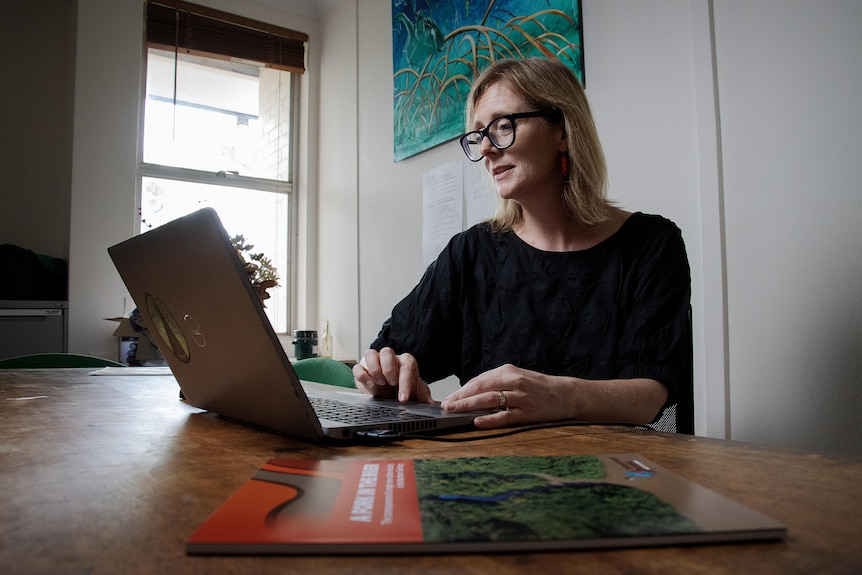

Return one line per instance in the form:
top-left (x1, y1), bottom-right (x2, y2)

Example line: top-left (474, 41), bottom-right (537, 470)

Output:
top-left (560, 152), bottom-right (570, 181)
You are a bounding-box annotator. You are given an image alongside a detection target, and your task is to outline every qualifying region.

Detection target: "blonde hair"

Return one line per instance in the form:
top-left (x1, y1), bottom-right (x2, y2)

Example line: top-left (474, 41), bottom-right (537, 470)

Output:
top-left (465, 58), bottom-right (612, 229)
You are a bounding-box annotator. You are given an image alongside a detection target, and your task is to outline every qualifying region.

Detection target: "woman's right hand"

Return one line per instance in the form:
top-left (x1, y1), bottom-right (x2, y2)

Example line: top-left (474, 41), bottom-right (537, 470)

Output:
top-left (352, 347), bottom-right (434, 404)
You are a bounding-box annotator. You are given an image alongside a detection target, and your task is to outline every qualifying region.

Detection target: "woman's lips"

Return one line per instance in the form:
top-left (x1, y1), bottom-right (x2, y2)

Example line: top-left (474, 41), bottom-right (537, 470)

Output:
top-left (492, 165), bottom-right (514, 179)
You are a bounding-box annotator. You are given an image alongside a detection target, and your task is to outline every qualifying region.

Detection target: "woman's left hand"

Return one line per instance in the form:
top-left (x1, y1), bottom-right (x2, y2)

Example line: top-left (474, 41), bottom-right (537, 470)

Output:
top-left (441, 364), bottom-right (669, 429)
top-left (440, 364), bottom-right (575, 429)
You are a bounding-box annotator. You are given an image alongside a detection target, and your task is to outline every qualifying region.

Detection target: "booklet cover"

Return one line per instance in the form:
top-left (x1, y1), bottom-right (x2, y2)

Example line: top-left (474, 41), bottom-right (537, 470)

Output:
top-left (187, 453), bottom-right (786, 555)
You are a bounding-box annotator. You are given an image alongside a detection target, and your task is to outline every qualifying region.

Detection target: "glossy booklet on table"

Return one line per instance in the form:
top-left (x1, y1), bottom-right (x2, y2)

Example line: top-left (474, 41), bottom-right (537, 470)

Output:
top-left (186, 453), bottom-right (786, 555)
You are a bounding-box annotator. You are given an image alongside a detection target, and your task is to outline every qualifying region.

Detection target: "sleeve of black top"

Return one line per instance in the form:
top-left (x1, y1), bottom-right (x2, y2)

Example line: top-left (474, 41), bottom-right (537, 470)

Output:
top-left (369, 235), bottom-right (465, 383)
top-left (616, 216), bottom-right (691, 407)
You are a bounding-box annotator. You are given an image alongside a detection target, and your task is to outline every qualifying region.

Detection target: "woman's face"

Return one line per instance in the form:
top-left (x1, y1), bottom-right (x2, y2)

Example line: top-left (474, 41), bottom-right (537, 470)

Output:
top-left (471, 82), bottom-right (567, 205)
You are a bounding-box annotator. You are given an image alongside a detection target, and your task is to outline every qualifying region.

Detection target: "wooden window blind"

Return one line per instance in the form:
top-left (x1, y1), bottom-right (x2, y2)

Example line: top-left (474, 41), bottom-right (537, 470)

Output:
top-left (146, 0), bottom-right (308, 73)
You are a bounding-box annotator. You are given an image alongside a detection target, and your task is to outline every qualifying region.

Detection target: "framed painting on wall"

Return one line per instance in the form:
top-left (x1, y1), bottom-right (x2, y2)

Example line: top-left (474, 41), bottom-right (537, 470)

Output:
top-left (392, 0), bottom-right (584, 162)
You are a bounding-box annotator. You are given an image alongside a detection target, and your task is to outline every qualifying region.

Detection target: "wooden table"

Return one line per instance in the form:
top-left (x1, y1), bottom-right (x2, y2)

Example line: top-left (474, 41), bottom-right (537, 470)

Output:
top-left (1, 369), bottom-right (860, 574)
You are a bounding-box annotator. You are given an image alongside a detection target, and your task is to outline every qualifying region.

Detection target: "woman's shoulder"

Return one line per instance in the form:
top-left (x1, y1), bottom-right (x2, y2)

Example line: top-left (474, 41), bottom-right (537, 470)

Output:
top-left (624, 211), bottom-right (680, 230)
top-left (431, 222), bottom-right (502, 268)
top-left (449, 220), bottom-right (512, 249)
top-left (618, 212), bottom-right (684, 244)
top-left (435, 222), bottom-right (520, 272)
top-left (616, 212), bottom-right (688, 271)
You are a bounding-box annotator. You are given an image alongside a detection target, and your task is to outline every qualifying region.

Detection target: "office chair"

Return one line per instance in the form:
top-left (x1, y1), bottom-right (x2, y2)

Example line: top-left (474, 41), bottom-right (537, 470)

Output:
top-left (675, 306), bottom-right (695, 434)
top-left (0, 353), bottom-right (125, 369)
top-left (292, 357), bottom-right (356, 388)
top-left (648, 306), bottom-right (694, 434)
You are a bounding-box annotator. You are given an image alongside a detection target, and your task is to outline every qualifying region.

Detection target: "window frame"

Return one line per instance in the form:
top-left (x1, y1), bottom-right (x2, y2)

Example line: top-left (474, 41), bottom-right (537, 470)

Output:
top-left (138, 1), bottom-right (304, 335)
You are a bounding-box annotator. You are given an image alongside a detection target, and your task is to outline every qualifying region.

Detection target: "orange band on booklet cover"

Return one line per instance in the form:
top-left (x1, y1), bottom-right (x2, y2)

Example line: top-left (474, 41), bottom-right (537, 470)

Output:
top-left (188, 459), bottom-right (423, 546)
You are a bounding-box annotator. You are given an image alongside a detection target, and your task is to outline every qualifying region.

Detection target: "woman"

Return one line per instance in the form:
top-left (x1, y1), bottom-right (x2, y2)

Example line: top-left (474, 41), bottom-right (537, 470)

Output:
top-left (353, 58), bottom-right (690, 430)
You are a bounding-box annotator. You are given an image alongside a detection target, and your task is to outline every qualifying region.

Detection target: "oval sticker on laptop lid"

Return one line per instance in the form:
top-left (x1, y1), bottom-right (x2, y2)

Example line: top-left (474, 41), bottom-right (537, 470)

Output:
top-left (145, 293), bottom-right (190, 363)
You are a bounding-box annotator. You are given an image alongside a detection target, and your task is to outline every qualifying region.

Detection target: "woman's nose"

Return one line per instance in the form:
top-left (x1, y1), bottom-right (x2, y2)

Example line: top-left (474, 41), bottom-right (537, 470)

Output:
top-left (479, 134), bottom-right (498, 157)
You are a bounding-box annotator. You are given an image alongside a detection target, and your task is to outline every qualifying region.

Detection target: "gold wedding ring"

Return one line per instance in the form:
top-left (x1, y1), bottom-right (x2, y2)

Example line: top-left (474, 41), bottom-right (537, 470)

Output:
top-left (498, 390), bottom-right (507, 409)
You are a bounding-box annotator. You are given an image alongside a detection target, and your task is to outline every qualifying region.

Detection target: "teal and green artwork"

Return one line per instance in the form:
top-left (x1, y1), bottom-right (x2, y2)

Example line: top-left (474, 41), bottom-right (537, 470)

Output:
top-left (392, 0), bottom-right (584, 162)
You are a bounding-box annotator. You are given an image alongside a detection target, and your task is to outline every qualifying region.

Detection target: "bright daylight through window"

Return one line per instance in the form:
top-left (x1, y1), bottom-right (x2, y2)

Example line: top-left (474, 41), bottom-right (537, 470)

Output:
top-left (140, 47), bottom-right (295, 333)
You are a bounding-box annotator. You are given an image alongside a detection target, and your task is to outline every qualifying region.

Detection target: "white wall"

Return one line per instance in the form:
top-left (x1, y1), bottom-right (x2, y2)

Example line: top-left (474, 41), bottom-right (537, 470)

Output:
top-left (69, 0), bottom-right (144, 360)
top-left (714, 0), bottom-right (862, 455)
top-left (317, 1), bottom-right (360, 361)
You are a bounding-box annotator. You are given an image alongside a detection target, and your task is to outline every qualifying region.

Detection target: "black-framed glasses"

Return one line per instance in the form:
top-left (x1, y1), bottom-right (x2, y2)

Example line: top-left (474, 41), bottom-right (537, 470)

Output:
top-left (459, 110), bottom-right (560, 161)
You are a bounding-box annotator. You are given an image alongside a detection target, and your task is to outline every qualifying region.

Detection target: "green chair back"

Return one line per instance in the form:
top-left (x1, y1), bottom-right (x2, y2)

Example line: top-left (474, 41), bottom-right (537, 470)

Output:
top-left (291, 357), bottom-right (355, 388)
top-left (0, 353), bottom-right (124, 369)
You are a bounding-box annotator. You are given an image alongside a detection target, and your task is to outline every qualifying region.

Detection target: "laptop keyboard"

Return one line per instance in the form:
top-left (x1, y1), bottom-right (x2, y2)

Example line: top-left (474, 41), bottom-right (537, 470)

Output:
top-left (309, 396), bottom-right (433, 425)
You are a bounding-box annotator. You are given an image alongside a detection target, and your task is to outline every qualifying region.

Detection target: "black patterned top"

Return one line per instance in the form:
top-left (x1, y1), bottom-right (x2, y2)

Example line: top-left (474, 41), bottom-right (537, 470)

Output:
top-left (370, 212), bottom-right (691, 404)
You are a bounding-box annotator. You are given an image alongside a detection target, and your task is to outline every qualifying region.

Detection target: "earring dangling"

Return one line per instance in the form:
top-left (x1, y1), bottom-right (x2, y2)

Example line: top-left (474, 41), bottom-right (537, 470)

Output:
top-left (560, 152), bottom-right (570, 182)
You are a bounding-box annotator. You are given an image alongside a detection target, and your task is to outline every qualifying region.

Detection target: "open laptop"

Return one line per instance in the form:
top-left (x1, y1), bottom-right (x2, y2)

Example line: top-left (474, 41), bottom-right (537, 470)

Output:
top-left (108, 207), bottom-right (485, 442)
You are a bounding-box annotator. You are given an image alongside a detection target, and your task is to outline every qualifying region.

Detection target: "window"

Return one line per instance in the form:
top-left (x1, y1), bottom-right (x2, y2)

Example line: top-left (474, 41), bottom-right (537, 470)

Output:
top-left (140, 1), bottom-right (307, 334)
